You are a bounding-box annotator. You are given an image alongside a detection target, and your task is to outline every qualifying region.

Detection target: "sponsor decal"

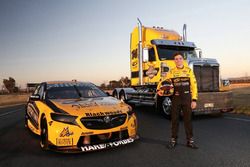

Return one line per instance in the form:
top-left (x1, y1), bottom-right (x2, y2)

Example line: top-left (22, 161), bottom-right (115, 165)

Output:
top-left (60, 127), bottom-right (74, 137)
top-left (56, 138), bottom-right (73, 146)
top-left (146, 66), bottom-right (158, 79)
top-left (47, 82), bottom-right (94, 89)
top-left (85, 110), bottom-right (123, 117)
top-left (61, 98), bottom-right (119, 108)
top-left (132, 62), bottom-right (137, 67)
top-left (174, 82), bottom-right (190, 86)
top-left (173, 78), bottom-right (180, 83)
top-left (81, 138), bottom-right (134, 152)
top-left (48, 121), bottom-right (53, 126)
top-left (180, 77), bottom-right (189, 81)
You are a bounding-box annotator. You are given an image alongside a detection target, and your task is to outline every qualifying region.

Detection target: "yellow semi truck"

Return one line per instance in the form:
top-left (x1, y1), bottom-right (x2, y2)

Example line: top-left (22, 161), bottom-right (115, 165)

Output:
top-left (113, 19), bottom-right (233, 117)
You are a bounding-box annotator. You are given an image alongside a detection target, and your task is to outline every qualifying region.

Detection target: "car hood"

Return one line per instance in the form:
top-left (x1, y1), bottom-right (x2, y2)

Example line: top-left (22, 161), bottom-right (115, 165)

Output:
top-left (48, 96), bottom-right (130, 117)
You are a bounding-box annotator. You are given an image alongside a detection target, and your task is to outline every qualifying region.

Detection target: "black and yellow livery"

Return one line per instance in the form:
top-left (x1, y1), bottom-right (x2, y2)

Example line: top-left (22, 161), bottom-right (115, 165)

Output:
top-left (157, 65), bottom-right (198, 101)
top-left (25, 81), bottom-right (138, 152)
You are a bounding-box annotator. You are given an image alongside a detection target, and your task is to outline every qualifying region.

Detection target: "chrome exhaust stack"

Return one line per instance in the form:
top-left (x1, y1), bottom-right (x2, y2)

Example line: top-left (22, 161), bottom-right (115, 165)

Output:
top-left (183, 24), bottom-right (187, 41)
top-left (137, 18), bottom-right (143, 85)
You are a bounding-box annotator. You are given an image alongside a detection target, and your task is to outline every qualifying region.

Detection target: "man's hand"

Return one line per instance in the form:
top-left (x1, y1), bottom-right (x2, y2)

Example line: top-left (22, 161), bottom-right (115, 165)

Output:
top-left (191, 101), bottom-right (197, 109)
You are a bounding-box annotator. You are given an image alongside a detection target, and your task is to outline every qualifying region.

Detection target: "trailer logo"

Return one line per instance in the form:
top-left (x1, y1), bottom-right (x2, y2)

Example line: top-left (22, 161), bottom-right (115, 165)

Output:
top-left (146, 66), bottom-right (158, 79)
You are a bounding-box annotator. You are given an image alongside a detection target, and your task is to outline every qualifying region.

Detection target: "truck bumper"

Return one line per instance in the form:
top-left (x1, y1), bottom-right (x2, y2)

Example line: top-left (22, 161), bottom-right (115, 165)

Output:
top-left (193, 91), bottom-right (233, 114)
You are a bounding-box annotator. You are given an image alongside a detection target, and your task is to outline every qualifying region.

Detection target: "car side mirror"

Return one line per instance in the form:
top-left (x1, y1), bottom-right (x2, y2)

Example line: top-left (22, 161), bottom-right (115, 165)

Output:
top-left (29, 94), bottom-right (40, 101)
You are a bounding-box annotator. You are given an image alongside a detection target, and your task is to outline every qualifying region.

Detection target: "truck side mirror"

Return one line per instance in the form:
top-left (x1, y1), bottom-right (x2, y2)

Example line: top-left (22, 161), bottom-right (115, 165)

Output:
top-left (143, 48), bottom-right (149, 62)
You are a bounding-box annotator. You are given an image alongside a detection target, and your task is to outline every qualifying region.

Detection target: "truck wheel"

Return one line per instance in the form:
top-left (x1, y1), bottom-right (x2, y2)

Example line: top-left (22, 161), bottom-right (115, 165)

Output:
top-left (40, 117), bottom-right (49, 150)
top-left (112, 90), bottom-right (118, 99)
top-left (119, 90), bottom-right (126, 102)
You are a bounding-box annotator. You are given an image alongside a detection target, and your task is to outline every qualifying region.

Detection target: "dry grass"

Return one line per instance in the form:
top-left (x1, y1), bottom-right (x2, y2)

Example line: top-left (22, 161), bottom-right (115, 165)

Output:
top-left (230, 86), bottom-right (250, 116)
top-left (0, 94), bottom-right (30, 106)
top-left (229, 83), bottom-right (250, 89)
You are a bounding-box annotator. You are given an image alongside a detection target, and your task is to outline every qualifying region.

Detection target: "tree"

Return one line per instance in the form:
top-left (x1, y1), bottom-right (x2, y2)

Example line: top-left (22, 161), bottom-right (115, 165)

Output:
top-left (100, 83), bottom-right (106, 90)
top-left (119, 76), bottom-right (131, 87)
top-left (99, 76), bottom-right (131, 90)
top-left (3, 77), bottom-right (18, 93)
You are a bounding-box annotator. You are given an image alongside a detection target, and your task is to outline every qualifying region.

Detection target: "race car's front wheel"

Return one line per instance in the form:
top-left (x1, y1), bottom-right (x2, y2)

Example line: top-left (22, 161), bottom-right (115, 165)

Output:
top-left (40, 117), bottom-right (49, 150)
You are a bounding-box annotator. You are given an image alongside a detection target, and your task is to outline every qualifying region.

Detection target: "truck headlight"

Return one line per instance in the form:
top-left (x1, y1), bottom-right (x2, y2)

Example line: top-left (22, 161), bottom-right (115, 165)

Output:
top-left (50, 113), bottom-right (78, 126)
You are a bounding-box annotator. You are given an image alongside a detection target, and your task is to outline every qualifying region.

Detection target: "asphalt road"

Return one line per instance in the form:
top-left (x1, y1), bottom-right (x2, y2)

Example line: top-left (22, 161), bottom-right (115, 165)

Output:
top-left (0, 104), bottom-right (250, 167)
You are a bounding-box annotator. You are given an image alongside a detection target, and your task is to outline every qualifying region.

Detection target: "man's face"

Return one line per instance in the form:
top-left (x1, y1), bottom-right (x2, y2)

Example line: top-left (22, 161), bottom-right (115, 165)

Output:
top-left (174, 55), bottom-right (184, 67)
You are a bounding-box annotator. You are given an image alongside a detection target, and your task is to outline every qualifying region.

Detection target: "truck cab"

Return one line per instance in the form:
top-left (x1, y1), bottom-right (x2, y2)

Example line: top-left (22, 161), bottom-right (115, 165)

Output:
top-left (113, 19), bottom-right (233, 117)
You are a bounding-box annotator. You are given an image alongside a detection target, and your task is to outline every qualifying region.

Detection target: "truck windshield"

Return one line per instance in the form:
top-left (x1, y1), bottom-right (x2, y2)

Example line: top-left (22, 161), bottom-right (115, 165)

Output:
top-left (157, 45), bottom-right (197, 60)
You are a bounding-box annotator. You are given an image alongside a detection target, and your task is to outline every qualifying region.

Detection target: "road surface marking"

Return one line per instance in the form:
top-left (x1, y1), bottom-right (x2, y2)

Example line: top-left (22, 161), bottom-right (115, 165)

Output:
top-left (0, 103), bottom-right (25, 109)
top-left (224, 116), bottom-right (250, 122)
top-left (0, 108), bottom-right (23, 117)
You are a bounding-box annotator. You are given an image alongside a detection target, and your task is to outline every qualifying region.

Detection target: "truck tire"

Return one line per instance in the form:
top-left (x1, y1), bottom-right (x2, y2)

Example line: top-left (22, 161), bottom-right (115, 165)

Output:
top-left (119, 90), bottom-right (126, 102)
top-left (112, 90), bottom-right (118, 99)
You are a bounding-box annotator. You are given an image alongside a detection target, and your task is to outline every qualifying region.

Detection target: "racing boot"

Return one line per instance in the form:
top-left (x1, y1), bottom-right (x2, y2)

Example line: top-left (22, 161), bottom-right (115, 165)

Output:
top-left (186, 139), bottom-right (198, 149)
top-left (166, 138), bottom-right (177, 149)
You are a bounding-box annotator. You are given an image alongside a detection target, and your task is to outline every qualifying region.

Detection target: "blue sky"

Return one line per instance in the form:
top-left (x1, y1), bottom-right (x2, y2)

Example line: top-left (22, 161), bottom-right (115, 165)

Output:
top-left (0, 0), bottom-right (250, 88)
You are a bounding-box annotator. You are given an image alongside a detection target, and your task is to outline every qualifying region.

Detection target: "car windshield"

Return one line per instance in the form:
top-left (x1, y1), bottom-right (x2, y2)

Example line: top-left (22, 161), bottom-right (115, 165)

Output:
top-left (157, 45), bottom-right (197, 60)
top-left (46, 83), bottom-right (107, 99)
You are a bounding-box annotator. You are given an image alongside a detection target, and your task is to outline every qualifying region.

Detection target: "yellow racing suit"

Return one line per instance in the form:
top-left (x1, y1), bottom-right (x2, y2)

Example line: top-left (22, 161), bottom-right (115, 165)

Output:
top-left (164, 65), bottom-right (198, 141)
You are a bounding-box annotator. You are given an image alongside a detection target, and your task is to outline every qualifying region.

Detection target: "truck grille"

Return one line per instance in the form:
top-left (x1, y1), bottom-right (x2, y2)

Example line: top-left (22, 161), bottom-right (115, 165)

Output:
top-left (193, 65), bottom-right (219, 92)
top-left (81, 114), bottom-right (127, 130)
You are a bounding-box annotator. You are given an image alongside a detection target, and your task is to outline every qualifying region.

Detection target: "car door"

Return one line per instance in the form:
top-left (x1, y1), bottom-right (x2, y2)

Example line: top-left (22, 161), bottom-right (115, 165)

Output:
top-left (27, 84), bottom-right (45, 129)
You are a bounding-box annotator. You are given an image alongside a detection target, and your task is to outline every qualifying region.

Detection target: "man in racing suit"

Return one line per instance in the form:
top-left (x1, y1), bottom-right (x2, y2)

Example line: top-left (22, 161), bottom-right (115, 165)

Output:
top-left (166, 53), bottom-right (198, 149)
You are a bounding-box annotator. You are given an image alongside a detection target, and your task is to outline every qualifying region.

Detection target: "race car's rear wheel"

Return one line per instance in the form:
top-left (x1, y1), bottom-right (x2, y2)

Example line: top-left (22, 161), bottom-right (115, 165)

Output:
top-left (40, 117), bottom-right (49, 150)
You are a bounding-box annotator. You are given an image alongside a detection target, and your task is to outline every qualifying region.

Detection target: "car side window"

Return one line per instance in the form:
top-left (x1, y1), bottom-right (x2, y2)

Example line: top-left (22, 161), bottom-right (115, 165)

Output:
top-left (38, 84), bottom-right (45, 100)
top-left (34, 85), bottom-right (41, 95)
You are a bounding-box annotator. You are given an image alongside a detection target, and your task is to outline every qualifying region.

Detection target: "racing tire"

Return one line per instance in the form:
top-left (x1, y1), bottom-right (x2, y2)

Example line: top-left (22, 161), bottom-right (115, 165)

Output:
top-left (40, 117), bottom-right (49, 150)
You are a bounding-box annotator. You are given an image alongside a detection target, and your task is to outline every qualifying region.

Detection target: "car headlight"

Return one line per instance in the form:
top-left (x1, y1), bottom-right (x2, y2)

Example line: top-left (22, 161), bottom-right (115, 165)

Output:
top-left (50, 113), bottom-right (78, 126)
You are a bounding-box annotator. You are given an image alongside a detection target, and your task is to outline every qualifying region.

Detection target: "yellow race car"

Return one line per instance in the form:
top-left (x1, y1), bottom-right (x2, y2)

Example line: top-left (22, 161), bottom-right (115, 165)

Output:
top-left (25, 81), bottom-right (138, 152)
